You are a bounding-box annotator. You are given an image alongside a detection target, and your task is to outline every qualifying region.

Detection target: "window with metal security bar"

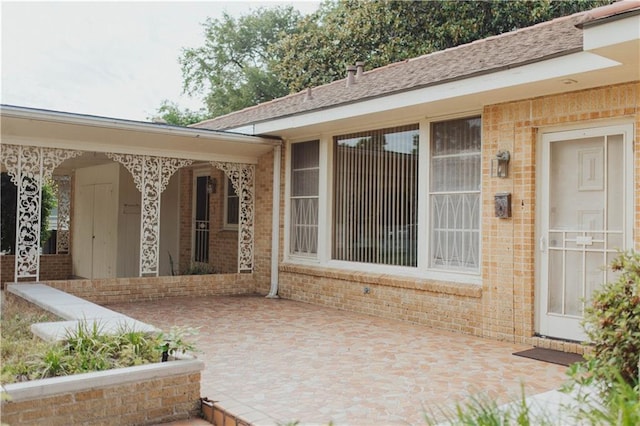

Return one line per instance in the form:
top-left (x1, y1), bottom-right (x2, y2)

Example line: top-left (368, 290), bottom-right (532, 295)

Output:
top-left (333, 125), bottom-right (419, 266)
top-left (429, 117), bottom-right (481, 271)
top-left (290, 140), bottom-right (319, 256)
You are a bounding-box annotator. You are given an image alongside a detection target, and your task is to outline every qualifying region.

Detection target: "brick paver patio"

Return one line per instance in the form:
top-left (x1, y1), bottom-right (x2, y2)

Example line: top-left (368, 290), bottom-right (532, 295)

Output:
top-left (107, 295), bottom-right (569, 425)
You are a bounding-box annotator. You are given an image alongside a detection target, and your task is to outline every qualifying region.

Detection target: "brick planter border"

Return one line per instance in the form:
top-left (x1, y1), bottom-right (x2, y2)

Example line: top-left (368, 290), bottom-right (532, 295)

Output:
top-left (1, 359), bottom-right (204, 426)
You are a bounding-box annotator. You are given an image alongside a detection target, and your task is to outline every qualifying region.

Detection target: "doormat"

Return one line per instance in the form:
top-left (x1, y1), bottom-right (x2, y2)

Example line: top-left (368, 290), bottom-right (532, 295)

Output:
top-left (512, 348), bottom-right (584, 367)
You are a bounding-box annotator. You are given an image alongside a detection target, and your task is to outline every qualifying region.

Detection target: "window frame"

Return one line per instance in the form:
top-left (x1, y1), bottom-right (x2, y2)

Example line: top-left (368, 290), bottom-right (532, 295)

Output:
top-left (286, 139), bottom-right (321, 260)
top-left (283, 114), bottom-right (482, 285)
top-left (223, 177), bottom-right (239, 231)
top-left (427, 115), bottom-right (482, 273)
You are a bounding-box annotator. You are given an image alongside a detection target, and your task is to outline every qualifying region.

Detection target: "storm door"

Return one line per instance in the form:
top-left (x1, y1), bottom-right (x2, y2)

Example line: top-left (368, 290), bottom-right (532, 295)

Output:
top-left (538, 124), bottom-right (633, 341)
top-left (192, 171), bottom-right (210, 263)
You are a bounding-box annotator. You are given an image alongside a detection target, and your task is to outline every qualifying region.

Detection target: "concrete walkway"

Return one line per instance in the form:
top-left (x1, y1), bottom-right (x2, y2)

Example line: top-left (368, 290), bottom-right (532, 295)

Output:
top-left (7, 283), bottom-right (157, 341)
top-left (107, 295), bottom-right (571, 425)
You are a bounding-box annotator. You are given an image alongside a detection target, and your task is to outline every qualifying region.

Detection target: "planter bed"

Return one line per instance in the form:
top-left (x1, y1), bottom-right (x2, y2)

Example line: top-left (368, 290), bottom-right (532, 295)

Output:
top-left (1, 285), bottom-right (206, 425)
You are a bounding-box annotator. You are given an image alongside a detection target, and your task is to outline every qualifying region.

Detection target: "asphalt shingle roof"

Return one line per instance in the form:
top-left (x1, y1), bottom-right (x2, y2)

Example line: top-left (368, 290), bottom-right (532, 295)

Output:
top-left (193, 2), bottom-right (637, 132)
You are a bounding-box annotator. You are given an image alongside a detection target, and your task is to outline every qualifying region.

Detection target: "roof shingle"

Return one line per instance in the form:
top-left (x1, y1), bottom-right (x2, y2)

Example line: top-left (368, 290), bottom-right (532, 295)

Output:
top-left (193, 2), bottom-right (638, 131)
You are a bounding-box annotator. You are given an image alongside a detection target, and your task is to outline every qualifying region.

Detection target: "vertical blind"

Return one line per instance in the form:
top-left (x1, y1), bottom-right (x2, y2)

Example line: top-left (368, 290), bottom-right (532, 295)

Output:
top-left (430, 117), bottom-right (481, 271)
top-left (333, 125), bottom-right (419, 266)
top-left (290, 140), bottom-right (320, 255)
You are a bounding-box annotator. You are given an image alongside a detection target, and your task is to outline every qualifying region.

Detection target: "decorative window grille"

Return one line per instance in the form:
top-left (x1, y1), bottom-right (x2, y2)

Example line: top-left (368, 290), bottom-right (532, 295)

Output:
top-left (430, 117), bottom-right (481, 271)
top-left (193, 174), bottom-right (210, 263)
top-left (333, 125), bottom-right (419, 266)
top-left (290, 140), bottom-right (319, 256)
top-left (224, 178), bottom-right (239, 228)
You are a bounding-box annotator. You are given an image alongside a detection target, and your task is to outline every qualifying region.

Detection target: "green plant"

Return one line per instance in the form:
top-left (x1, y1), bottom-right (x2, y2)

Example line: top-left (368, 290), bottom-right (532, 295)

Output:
top-left (1, 173), bottom-right (57, 253)
top-left (424, 386), bottom-right (555, 426)
top-left (182, 262), bottom-right (217, 275)
top-left (582, 250), bottom-right (640, 388)
top-left (35, 345), bottom-right (69, 379)
top-left (157, 326), bottom-right (200, 360)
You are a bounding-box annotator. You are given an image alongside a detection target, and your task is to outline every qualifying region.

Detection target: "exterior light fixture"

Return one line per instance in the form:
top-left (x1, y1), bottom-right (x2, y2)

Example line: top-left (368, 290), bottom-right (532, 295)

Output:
top-left (491, 150), bottom-right (510, 178)
top-left (207, 177), bottom-right (217, 194)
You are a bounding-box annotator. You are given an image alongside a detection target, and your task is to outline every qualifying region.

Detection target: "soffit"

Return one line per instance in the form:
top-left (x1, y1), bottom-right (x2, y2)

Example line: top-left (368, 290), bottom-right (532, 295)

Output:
top-left (0, 107), bottom-right (279, 166)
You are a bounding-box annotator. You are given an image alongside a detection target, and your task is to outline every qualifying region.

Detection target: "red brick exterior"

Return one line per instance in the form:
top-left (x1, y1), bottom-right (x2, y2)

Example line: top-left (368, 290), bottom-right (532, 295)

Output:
top-left (1, 254), bottom-right (72, 289)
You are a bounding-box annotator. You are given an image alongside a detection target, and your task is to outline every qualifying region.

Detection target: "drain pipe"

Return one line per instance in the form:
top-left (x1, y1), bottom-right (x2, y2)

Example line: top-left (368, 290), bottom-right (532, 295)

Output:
top-left (266, 144), bottom-right (282, 298)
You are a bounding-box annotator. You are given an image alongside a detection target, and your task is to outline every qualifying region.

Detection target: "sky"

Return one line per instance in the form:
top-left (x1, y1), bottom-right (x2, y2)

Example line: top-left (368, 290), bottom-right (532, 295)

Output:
top-left (1, 1), bottom-right (319, 121)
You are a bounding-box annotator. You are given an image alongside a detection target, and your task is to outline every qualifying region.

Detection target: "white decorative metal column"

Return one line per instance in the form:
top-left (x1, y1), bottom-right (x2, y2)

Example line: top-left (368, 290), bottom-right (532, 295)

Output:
top-left (52, 175), bottom-right (72, 254)
top-left (212, 162), bottom-right (255, 272)
top-left (107, 153), bottom-right (192, 276)
top-left (1, 144), bottom-right (82, 281)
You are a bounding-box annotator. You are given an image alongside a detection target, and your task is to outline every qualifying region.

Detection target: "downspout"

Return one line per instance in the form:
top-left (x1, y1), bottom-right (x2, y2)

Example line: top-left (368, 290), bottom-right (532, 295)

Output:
top-left (266, 144), bottom-right (282, 298)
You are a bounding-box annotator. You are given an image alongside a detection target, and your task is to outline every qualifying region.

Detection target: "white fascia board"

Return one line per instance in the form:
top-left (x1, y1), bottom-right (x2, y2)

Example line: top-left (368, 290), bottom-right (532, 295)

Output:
top-left (0, 105), bottom-right (277, 147)
top-left (252, 52), bottom-right (620, 134)
top-left (1, 135), bottom-right (264, 164)
top-left (584, 13), bottom-right (640, 50)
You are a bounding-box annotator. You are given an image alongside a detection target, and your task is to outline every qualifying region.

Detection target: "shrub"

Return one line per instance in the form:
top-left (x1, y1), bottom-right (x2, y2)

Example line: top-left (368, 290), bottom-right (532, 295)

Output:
top-left (182, 262), bottom-right (217, 275)
top-left (582, 250), bottom-right (640, 388)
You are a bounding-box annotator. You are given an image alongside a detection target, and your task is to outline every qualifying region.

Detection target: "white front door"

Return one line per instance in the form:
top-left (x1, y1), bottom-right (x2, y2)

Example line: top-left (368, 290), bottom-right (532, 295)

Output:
top-left (538, 124), bottom-right (633, 341)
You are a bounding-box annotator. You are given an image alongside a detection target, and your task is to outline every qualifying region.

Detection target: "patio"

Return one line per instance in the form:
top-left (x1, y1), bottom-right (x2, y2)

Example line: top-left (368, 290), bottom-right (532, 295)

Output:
top-left (105, 295), bottom-right (569, 425)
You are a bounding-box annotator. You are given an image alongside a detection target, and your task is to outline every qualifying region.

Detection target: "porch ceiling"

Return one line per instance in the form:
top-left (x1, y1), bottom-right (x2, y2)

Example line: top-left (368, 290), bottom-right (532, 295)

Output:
top-left (0, 105), bottom-right (280, 165)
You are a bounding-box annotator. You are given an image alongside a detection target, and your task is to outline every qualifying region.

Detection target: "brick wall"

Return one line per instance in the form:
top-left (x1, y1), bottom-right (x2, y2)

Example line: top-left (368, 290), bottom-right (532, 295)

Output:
top-left (279, 264), bottom-right (483, 335)
top-left (257, 82), bottom-right (640, 351)
top-left (253, 149), bottom-right (278, 295)
top-left (179, 167), bottom-right (239, 275)
top-left (1, 254), bottom-right (72, 289)
top-left (481, 82), bottom-right (640, 344)
top-left (209, 168), bottom-right (238, 274)
top-left (1, 362), bottom-right (203, 426)
top-left (179, 168), bottom-right (194, 272)
top-left (41, 273), bottom-right (256, 305)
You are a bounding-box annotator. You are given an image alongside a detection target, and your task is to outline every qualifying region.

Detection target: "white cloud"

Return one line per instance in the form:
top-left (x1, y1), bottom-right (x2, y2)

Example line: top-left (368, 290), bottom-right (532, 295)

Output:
top-left (1, 1), bottom-right (319, 121)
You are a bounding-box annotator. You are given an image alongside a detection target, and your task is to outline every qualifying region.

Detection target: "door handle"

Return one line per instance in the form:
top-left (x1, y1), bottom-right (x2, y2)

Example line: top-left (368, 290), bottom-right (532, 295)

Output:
top-left (539, 236), bottom-right (547, 252)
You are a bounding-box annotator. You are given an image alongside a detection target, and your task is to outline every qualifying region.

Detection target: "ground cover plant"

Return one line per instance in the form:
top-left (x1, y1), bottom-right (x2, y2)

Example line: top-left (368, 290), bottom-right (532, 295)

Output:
top-left (1, 295), bottom-right (198, 384)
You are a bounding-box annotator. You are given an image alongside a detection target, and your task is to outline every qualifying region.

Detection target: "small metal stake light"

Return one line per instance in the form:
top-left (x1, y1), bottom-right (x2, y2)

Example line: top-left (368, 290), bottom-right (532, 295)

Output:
top-left (491, 150), bottom-right (510, 178)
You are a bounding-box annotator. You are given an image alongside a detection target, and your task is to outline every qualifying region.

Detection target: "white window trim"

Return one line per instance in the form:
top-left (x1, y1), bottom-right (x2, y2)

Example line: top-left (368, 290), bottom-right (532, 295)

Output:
top-left (284, 113), bottom-right (483, 285)
top-left (284, 137), bottom-right (323, 263)
top-left (222, 176), bottom-right (239, 231)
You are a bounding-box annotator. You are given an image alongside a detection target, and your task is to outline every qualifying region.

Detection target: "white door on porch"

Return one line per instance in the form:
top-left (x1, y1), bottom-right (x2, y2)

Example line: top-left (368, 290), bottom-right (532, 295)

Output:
top-left (74, 183), bottom-right (116, 279)
top-left (538, 124), bottom-right (633, 342)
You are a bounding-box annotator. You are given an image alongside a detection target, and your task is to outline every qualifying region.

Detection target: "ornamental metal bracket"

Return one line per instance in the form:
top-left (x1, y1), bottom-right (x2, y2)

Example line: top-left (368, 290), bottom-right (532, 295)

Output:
top-left (212, 161), bottom-right (255, 273)
top-left (107, 153), bottom-right (192, 276)
top-left (1, 144), bottom-right (82, 281)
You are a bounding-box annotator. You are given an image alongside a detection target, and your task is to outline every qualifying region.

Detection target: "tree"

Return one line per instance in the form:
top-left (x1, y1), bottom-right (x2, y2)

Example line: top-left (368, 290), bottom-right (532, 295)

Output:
top-left (152, 101), bottom-right (208, 126)
top-left (271, 0), bottom-right (614, 93)
top-left (179, 6), bottom-right (302, 118)
top-left (160, 0), bottom-right (613, 121)
top-left (1, 173), bottom-right (56, 254)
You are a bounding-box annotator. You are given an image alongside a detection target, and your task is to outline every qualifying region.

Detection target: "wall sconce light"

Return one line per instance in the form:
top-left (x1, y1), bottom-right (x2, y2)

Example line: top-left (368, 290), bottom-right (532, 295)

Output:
top-left (491, 150), bottom-right (510, 178)
top-left (207, 177), bottom-right (217, 194)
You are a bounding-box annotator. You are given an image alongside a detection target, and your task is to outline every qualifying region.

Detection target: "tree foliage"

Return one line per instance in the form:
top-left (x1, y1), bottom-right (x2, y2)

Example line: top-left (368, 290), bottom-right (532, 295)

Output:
top-left (152, 100), bottom-right (208, 126)
top-left (161, 0), bottom-right (613, 121)
top-left (179, 6), bottom-right (302, 118)
top-left (271, 0), bottom-right (614, 92)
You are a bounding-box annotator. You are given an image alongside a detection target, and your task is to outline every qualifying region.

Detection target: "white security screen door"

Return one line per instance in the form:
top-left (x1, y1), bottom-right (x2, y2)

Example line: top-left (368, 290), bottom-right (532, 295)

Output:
top-left (538, 124), bottom-right (633, 341)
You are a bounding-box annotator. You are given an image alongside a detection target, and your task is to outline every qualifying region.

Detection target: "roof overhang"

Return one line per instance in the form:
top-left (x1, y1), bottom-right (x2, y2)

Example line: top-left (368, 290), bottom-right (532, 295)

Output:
top-left (1, 105), bottom-right (280, 165)
top-left (238, 11), bottom-right (639, 138)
